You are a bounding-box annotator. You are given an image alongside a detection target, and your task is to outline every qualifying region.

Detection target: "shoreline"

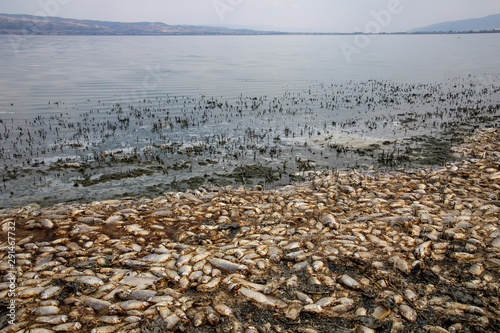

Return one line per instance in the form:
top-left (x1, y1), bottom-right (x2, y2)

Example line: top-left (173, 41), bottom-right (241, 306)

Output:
top-left (0, 127), bottom-right (478, 209)
top-left (0, 128), bottom-right (499, 332)
top-left (2, 75), bottom-right (499, 209)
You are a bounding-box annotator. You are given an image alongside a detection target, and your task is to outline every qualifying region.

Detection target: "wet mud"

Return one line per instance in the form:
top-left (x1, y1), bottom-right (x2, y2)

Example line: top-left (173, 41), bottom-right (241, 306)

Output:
top-left (1, 77), bottom-right (500, 208)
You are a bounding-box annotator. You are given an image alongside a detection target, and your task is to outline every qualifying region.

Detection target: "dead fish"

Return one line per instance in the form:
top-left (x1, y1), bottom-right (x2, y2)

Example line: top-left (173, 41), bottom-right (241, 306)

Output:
top-left (105, 215), bottom-right (123, 224)
top-left (423, 326), bottom-right (450, 333)
top-left (297, 328), bottom-right (320, 333)
top-left (256, 245), bottom-right (269, 256)
top-left (179, 265), bottom-right (193, 276)
top-left (285, 249), bottom-right (309, 261)
top-left (120, 276), bottom-right (158, 287)
top-left (176, 254), bottom-right (193, 267)
top-left (165, 269), bottom-right (181, 282)
top-left (238, 287), bottom-right (287, 309)
top-left (90, 326), bottom-right (121, 333)
top-left (450, 252), bottom-right (475, 260)
top-left (121, 260), bottom-right (149, 269)
top-left (303, 304), bottom-right (323, 314)
top-left (286, 275), bottom-right (299, 288)
top-left (103, 285), bottom-right (129, 301)
top-left (165, 313), bottom-right (180, 330)
top-left (284, 301), bottom-right (303, 321)
top-left (33, 261), bottom-right (60, 272)
top-left (201, 306), bottom-right (220, 326)
top-left (40, 219), bottom-right (54, 229)
top-left (124, 316), bottom-right (141, 324)
top-left (322, 214), bottom-right (339, 229)
top-left (0, 322), bottom-right (29, 333)
top-left (52, 322), bottom-right (82, 331)
top-left (191, 251), bottom-right (211, 263)
top-left (187, 307), bottom-right (206, 327)
top-left (77, 275), bottom-right (105, 287)
top-left (267, 246), bottom-right (283, 262)
top-left (116, 300), bottom-right (149, 311)
top-left (404, 289), bottom-right (418, 302)
top-left (161, 288), bottom-right (183, 299)
top-left (80, 296), bottom-right (114, 312)
top-left (263, 280), bottom-right (279, 295)
top-left (32, 306), bottom-right (60, 316)
top-left (140, 253), bottom-right (172, 263)
top-left (291, 260), bottom-right (309, 271)
top-left (295, 291), bottom-right (313, 304)
top-left (469, 263), bottom-right (484, 276)
top-left (40, 286), bottom-right (62, 300)
top-left (202, 264), bottom-right (213, 276)
top-left (227, 318), bottom-right (244, 333)
top-left (399, 304), bottom-right (418, 322)
top-left (415, 241), bottom-right (432, 259)
top-left (282, 241), bottom-right (302, 250)
top-left (99, 316), bottom-right (122, 324)
top-left (36, 315), bottom-right (68, 325)
top-left (188, 270), bottom-right (204, 282)
top-left (197, 277), bottom-right (221, 292)
top-left (315, 297), bottom-right (337, 307)
top-left (178, 276), bottom-right (190, 290)
top-left (312, 260), bottom-right (324, 271)
top-left (372, 305), bottom-right (391, 320)
top-left (330, 302), bottom-right (355, 314)
top-left (394, 257), bottom-right (410, 274)
top-left (208, 258), bottom-right (248, 272)
top-left (447, 302), bottom-right (486, 315)
top-left (213, 303), bottom-right (233, 317)
top-left (128, 290), bottom-right (157, 301)
top-left (95, 282), bottom-right (119, 297)
top-left (148, 295), bottom-right (175, 304)
top-left (25, 328), bottom-right (55, 333)
top-left (18, 286), bottom-right (45, 298)
top-left (157, 306), bottom-right (172, 319)
top-left (448, 323), bottom-right (463, 332)
top-left (339, 274), bottom-right (362, 290)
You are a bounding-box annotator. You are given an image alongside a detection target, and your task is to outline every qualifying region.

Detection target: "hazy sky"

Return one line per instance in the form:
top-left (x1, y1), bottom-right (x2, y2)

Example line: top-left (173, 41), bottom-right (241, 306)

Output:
top-left (1, 0), bottom-right (500, 32)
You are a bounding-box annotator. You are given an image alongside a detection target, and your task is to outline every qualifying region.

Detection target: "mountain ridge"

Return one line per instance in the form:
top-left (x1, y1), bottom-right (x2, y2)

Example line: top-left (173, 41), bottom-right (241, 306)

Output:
top-left (409, 13), bottom-right (500, 33)
top-left (1, 13), bottom-right (500, 35)
top-left (0, 13), bottom-right (281, 35)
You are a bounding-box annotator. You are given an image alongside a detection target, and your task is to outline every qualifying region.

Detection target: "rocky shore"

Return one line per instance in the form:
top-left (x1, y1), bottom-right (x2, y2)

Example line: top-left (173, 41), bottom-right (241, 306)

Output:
top-left (1, 128), bottom-right (500, 333)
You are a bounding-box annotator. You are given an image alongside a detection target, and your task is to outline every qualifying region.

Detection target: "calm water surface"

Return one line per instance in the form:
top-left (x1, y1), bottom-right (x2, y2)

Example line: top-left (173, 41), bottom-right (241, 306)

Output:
top-left (1, 34), bottom-right (500, 207)
top-left (2, 35), bottom-right (499, 107)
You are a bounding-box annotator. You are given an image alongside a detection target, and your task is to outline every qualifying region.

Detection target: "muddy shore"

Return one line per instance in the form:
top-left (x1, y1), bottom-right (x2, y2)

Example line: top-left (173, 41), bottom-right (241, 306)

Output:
top-left (2, 77), bottom-right (500, 208)
top-left (0, 128), bottom-right (500, 332)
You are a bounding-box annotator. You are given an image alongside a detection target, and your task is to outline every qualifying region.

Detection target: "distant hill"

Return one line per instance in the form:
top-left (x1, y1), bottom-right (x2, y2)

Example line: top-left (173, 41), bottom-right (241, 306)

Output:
top-left (3, 13), bottom-right (500, 36)
top-left (409, 13), bottom-right (500, 33)
top-left (0, 13), bottom-right (279, 35)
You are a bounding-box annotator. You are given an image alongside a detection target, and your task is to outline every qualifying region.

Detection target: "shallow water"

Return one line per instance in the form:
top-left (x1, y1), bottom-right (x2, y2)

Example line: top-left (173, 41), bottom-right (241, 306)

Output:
top-left (1, 34), bottom-right (500, 207)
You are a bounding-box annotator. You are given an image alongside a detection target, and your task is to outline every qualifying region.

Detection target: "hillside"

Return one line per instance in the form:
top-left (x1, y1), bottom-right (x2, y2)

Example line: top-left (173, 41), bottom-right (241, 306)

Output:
top-left (0, 13), bottom-right (277, 35)
top-left (2, 13), bottom-right (500, 36)
top-left (409, 13), bottom-right (500, 33)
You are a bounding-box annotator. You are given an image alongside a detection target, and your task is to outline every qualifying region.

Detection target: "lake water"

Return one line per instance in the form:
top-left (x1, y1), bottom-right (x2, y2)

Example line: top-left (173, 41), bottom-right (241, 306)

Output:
top-left (1, 34), bottom-right (500, 207)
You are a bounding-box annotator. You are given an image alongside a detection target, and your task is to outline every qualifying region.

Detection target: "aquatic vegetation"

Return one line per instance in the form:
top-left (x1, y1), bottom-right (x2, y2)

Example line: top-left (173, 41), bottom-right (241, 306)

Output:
top-left (0, 77), bottom-right (499, 207)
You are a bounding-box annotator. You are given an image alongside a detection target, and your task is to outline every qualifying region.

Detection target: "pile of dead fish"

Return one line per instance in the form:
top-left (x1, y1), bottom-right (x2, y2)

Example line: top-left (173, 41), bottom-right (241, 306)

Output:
top-left (1, 128), bottom-right (500, 332)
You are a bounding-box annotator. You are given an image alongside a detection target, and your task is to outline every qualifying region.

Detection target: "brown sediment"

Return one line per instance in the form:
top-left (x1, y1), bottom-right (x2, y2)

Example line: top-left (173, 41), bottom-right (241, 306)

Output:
top-left (0, 128), bottom-right (499, 332)
top-left (75, 168), bottom-right (157, 187)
